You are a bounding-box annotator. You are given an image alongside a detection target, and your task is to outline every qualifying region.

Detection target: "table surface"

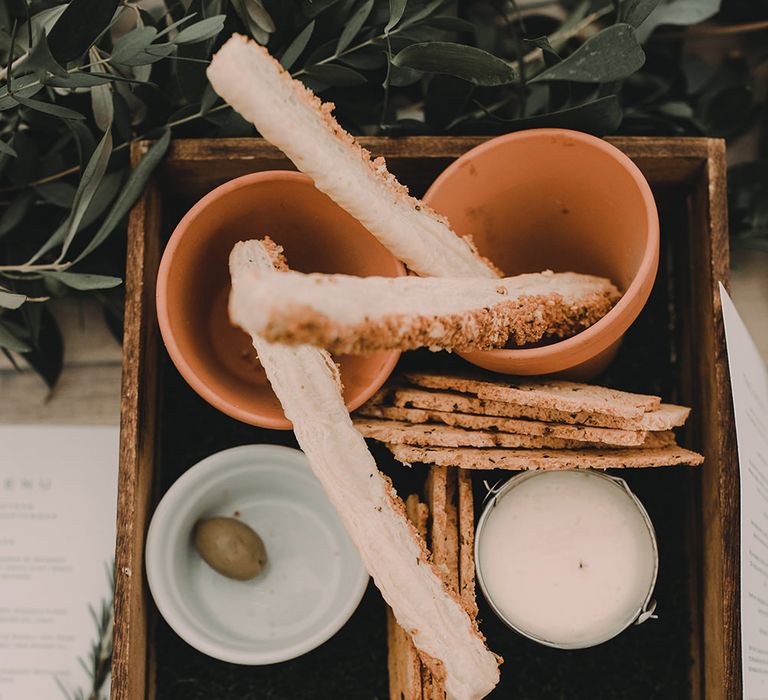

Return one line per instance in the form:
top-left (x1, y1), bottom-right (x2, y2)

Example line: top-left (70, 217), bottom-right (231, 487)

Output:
top-left (1, 248), bottom-right (765, 426)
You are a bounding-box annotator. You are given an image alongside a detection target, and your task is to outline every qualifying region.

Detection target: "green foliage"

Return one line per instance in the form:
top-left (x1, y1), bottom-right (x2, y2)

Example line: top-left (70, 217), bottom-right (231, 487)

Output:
top-left (531, 25), bottom-right (645, 83)
top-left (393, 42), bottom-right (518, 86)
top-left (1, 0), bottom-right (761, 391)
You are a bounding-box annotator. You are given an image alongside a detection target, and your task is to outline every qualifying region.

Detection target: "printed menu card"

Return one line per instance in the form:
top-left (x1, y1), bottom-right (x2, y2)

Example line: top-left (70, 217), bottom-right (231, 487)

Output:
top-left (0, 424), bottom-right (118, 700)
top-left (720, 283), bottom-right (768, 699)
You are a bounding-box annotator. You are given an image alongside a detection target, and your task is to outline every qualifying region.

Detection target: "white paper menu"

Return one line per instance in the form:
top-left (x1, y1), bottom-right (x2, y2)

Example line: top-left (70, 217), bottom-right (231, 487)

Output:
top-left (720, 283), bottom-right (768, 699)
top-left (0, 424), bottom-right (118, 700)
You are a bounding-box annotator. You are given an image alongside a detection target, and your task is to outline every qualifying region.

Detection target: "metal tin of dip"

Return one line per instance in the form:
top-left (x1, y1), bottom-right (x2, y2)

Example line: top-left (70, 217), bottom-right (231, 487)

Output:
top-left (475, 469), bottom-right (658, 649)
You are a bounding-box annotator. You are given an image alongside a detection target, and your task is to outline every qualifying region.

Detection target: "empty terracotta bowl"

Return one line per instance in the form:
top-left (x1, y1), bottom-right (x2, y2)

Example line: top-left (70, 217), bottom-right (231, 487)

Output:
top-left (156, 171), bottom-right (405, 429)
top-left (423, 129), bottom-right (659, 379)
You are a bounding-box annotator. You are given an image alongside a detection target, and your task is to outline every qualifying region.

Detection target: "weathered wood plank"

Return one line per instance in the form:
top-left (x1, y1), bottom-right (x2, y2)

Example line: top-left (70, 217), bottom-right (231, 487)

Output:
top-left (159, 136), bottom-right (710, 199)
top-left (111, 142), bottom-right (163, 700)
top-left (689, 139), bottom-right (740, 700)
top-left (112, 135), bottom-right (739, 700)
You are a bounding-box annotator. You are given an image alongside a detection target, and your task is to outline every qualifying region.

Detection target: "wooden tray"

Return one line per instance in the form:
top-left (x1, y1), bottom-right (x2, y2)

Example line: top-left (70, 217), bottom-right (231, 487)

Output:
top-left (112, 136), bottom-right (739, 699)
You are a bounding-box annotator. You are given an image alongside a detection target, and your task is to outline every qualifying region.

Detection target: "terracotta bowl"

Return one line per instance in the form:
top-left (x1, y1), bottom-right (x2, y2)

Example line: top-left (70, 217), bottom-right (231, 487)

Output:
top-left (424, 129), bottom-right (659, 380)
top-left (157, 171), bottom-right (405, 429)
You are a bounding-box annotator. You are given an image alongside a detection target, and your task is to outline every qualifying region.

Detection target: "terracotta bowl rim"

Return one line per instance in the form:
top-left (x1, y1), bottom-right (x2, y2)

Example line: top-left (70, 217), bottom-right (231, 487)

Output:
top-left (423, 128), bottom-right (660, 369)
top-left (156, 170), bottom-right (405, 430)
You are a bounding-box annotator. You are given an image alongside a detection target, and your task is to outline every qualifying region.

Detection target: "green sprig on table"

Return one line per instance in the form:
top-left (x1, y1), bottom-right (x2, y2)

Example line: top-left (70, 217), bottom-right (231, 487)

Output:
top-left (1, 0), bottom-right (765, 391)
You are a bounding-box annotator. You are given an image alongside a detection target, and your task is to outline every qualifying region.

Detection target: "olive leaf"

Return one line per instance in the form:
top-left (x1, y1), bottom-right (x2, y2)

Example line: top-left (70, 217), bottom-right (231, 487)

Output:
top-left (45, 73), bottom-right (125, 88)
top-left (393, 42), bottom-right (516, 86)
top-left (231, 0), bottom-right (272, 44)
top-left (89, 48), bottom-right (114, 132)
top-left (75, 128), bottom-right (171, 262)
top-left (0, 76), bottom-right (45, 109)
top-left (27, 171), bottom-right (124, 264)
top-left (281, 20), bottom-right (315, 70)
top-left (241, 0), bottom-right (276, 34)
top-left (619, 0), bottom-right (663, 28)
top-left (43, 271), bottom-right (122, 290)
top-left (155, 14), bottom-right (198, 40)
top-left (399, 0), bottom-right (450, 29)
top-left (0, 289), bottom-right (27, 310)
top-left (14, 96), bottom-right (86, 120)
top-left (60, 128), bottom-right (113, 259)
top-left (174, 15), bottom-right (226, 44)
top-left (635, 0), bottom-right (721, 43)
top-left (531, 24), bottom-right (645, 83)
top-left (139, 43), bottom-right (177, 65)
top-left (110, 27), bottom-right (159, 65)
top-left (336, 0), bottom-right (375, 55)
top-left (386, 0), bottom-right (408, 33)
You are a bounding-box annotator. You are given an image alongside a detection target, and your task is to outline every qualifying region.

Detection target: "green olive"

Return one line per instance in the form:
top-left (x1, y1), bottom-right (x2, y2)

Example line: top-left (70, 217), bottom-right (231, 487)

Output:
top-left (193, 517), bottom-right (267, 581)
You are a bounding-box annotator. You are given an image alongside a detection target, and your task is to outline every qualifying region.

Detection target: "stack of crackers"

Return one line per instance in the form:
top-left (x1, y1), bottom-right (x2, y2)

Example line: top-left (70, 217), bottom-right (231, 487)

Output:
top-left (355, 372), bottom-right (704, 470)
top-left (389, 468), bottom-right (477, 700)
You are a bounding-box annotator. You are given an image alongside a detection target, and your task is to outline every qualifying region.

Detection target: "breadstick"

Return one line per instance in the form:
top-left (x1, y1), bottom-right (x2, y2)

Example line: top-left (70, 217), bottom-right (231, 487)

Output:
top-left (229, 239), bottom-right (500, 700)
top-left (228, 267), bottom-right (620, 353)
top-left (207, 35), bottom-right (498, 278)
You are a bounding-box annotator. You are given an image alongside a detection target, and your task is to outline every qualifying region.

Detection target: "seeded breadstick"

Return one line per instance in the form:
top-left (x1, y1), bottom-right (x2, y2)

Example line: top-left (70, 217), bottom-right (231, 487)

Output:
top-left (391, 387), bottom-right (690, 432)
top-left (229, 240), bottom-right (499, 700)
top-left (388, 444), bottom-right (704, 470)
top-left (229, 268), bottom-right (620, 352)
top-left (207, 35), bottom-right (497, 279)
top-left (354, 403), bottom-right (650, 447)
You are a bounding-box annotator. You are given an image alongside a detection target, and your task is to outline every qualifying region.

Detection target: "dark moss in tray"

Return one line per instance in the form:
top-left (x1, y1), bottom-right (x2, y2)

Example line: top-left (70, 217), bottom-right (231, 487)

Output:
top-left (153, 189), bottom-right (695, 698)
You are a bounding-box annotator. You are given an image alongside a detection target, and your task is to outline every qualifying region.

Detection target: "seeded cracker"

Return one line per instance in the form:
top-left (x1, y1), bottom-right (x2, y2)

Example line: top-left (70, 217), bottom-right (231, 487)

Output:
top-left (355, 403), bottom-right (650, 447)
top-left (402, 372), bottom-right (661, 418)
top-left (390, 387), bottom-right (690, 432)
top-left (388, 445), bottom-right (704, 470)
top-left (354, 419), bottom-right (676, 450)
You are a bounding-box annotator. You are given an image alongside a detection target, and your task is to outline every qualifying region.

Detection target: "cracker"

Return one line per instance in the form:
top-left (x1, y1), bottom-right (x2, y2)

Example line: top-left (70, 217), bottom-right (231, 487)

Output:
top-left (387, 609), bottom-right (423, 700)
top-left (355, 403), bottom-right (649, 447)
top-left (356, 419), bottom-right (606, 449)
top-left (425, 467), bottom-right (459, 592)
top-left (388, 444), bottom-right (704, 470)
top-left (355, 418), bottom-right (675, 451)
top-left (391, 387), bottom-right (690, 432)
top-left (457, 470), bottom-right (478, 620)
top-left (423, 469), bottom-right (459, 700)
top-left (403, 372), bottom-right (661, 418)
top-left (387, 494), bottom-right (428, 700)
